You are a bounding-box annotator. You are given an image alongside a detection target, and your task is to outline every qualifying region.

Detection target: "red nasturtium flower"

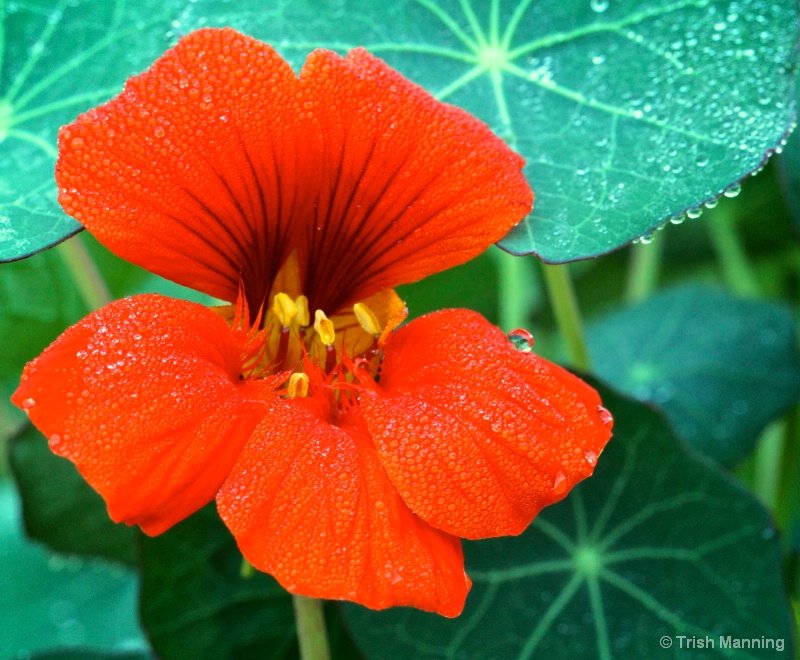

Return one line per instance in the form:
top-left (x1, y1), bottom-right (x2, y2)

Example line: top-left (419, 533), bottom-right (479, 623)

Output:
top-left (13, 28), bottom-right (612, 617)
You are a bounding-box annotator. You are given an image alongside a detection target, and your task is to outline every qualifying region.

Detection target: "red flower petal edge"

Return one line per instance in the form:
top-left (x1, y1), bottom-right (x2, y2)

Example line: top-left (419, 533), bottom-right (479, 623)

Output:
top-left (359, 309), bottom-right (613, 539)
top-left (217, 400), bottom-right (471, 617)
top-left (12, 295), bottom-right (276, 535)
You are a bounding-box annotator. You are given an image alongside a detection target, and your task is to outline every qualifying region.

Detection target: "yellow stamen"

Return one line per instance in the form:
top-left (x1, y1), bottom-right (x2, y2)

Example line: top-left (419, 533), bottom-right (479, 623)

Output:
top-left (353, 302), bottom-right (383, 336)
top-left (272, 292), bottom-right (298, 327)
top-left (314, 309), bottom-right (336, 345)
top-left (295, 295), bottom-right (310, 327)
top-left (287, 372), bottom-right (309, 398)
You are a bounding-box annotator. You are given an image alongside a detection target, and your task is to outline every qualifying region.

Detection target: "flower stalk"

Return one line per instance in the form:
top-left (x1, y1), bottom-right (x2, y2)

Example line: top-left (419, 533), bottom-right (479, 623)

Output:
top-left (293, 595), bottom-right (331, 660)
top-left (542, 264), bottom-right (591, 371)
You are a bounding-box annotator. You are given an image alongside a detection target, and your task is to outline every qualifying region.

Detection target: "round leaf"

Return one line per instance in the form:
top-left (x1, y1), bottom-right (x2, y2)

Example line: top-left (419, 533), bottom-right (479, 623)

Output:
top-left (586, 284), bottom-right (800, 464)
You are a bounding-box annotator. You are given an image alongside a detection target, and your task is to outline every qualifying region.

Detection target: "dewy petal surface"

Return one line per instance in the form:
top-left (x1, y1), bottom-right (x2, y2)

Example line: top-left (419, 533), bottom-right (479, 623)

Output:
top-left (360, 309), bottom-right (613, 540)
top-left (216, 399), bottom-right (470, 617)
top-left (294, 47), bottom-right (533, 312)
top-left (12, 295), bottom-right (274, 535)
top-left (55, 28), bottom-right (532, 313)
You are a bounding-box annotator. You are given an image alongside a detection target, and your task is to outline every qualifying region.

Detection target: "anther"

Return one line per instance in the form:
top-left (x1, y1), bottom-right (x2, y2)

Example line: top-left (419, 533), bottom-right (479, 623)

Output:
top-left (314, 310), bottom-right (336, 345)
top-left (272, 293), bottom-right (297, 327)
top-left (353, 302), bottom-right (383, 336)
top-left (295, 295), bottom-right (310, 327)
top-left (287, 372), bottom-right (309, 398)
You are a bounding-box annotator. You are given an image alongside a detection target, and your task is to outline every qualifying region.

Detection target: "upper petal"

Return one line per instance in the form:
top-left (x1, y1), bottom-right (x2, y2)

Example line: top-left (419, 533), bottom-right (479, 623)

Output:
top-left (56, 29), bottom-right (304, 305)
top-left (216, 399), bottom-right (470, 617)
top-left (56, 28), bottom-right (532, 313)
top-left (359, 309), bottom-right (613, 540)
top-left (12, 294), bottom-right (274, 535)
top-left (295, 48), bottom-right (533, 312)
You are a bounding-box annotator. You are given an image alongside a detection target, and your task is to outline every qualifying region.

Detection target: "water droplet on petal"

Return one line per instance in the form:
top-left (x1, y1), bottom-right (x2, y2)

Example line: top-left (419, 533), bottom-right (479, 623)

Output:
top-left (597, 406), bottom-right (614, 430)
top-left (584, 450), bottom-right (598, 466)
top-left (507, 328), bottom-right (534, 352)
top-left (49, 434), bottom-right (61, 446)
top-left (552, 471), bottom-right (567, 495)
top-left (22, 397), bottom-right (36, 409)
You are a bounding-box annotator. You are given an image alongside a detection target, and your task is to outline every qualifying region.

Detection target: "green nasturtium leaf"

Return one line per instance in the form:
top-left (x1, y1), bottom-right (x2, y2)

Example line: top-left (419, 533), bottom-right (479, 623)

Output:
top-left (0, 0), bottom-right (177, 261)
top-left (0, 480), bottom-right (148, 659)
top-left (342, 384), bottom-right (795, 659)
top-left (586, 284), bottom-right (800, 464)
top-left (10, 424), bottom-right (138, 565)
top-left (173, 0), bottom-right (797, 262)
top-left (139, 505), bottom-right (364, 660)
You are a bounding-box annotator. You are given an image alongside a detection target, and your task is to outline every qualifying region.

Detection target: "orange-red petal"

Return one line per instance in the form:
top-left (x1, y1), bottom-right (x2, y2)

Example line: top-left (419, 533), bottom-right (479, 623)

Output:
top-left (56, 28), bottom-right (532, 313)
top-left (12, 295), bottom-right (274, 535)
top-left (56, 29), bottom-right (303, 305)
top-left (294, 47), bottom-right (533, 312)
top-left (216, 399), bottom-right (471, 616)
top-left (359, 309), bottom-right (612, 540)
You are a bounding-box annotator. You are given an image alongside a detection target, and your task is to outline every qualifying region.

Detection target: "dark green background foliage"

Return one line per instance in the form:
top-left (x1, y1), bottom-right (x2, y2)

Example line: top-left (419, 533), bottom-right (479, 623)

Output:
top-left (1, 0), bottom-right (799, 659)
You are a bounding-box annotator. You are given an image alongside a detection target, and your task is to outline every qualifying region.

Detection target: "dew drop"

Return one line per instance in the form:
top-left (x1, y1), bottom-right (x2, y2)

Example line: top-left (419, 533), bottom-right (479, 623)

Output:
top-left (154, 126), bottom-right (165, 138)
top-left (49, 434), bottom-right (61, 446)
top-left (597, 406), bottom-right (614, 430)
top-left (22, 397), bottom-right (36, 409)
top-left (552, 471), bottom-right (567, 494)
top-left (70, 137), bottom-right (84, 149)
top-left (584, 450), bottom-right (598, 466)
top-left (590, 0), bottom-right (609, 12)
top-left (723, 183), bottom-right (742, 198)
top-left (686, 207), bottom-right (703, 220)
top-left (507, 328), bottom-right (534, 352)
top-left (695, 153), bottom-right (709, 167)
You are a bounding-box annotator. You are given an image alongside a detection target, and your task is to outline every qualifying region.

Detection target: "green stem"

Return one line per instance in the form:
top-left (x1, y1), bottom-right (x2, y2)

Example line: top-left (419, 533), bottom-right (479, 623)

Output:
top-left (542, 264), bottom-right (591, 371)
top-left (706, 205), bottom-right (760, 297)
top-left (57, 233), bottom-right (112, 311)
top-left (625, 231), bottom-right (664, 303)
top-left (493, 248), bottom-right (535, 330)
top-left (775, 405), bottom-right (800, 530)
top-left (752, 421), bottom-right (784, 511)
top-left (292, 595), bottom-right (330, 660)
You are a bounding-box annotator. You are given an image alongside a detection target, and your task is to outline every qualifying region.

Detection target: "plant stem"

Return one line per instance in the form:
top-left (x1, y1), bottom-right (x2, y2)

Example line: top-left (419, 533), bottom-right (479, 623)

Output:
top-left (752, 421), bottom-right (784, 511)
top-left (292, 595), bottom-right (330, 660)
top-left (493, 248), bottom-right (535, 331)
top-left (57, 233), bottom-right (112, 311)
top-left (625, 231), bottom-right (664, 303)
top-left (706, 204), bottom-right (760, 297)
top-left (775, 405), bottom-right (800, 530)
top-left (542, 264), bottom-right (591, 371)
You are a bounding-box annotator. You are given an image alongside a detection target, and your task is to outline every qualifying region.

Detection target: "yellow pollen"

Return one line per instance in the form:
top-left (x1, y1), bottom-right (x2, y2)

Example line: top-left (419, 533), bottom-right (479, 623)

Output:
top-left (272, 292), bottom-right (298, 327)
top-left (287, 372), bottom-right (309, 398)
top-left (295, 295), bottom-right (310, 327)
top-left (353, 302), bottom-right (383, 336)
top-left (314, 309), bottom-right (336, 345)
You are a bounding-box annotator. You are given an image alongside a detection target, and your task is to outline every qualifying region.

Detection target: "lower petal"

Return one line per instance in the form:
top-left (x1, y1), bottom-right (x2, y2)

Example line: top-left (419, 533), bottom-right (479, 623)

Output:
top-left (216, 399), bottom-right (470, 617)
top-left (12, 294), bottom-right (274, 535)
top-left (360, 309), bottom-right (613, 540)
